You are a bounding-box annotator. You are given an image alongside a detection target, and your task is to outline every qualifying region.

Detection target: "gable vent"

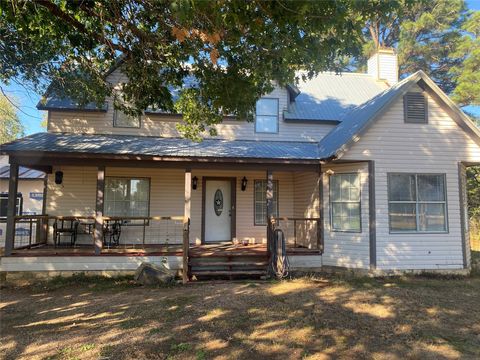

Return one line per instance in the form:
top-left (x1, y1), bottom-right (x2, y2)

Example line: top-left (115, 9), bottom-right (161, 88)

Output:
top-left (404, 92), bottom-right (428, 123)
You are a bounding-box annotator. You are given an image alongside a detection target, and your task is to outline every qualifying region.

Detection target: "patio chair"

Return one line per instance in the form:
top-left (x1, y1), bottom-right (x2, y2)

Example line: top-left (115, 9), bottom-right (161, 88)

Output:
top-left (103, 220), bottom-right (122, 247)
top-left (53, 219), bottom-right (79, 246)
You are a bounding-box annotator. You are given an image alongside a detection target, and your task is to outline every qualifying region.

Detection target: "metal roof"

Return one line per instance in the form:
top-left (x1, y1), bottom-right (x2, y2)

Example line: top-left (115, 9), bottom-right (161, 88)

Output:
top-left (0, 165), bottom-right (46, 179)
top-left (284, 72), bottom-right (387, 122)
top-left (37, 94), bottom-right (108, 112)
top-left (0, 132), bottom-right (320, 161)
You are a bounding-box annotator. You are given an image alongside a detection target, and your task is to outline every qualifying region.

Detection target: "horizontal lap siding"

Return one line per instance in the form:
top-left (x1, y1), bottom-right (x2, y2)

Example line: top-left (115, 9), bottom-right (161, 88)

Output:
top-left (45, 167), bottom-right (295, 245)
top-left (322, 163), bottom-right (370, 269)
top-left (342, 86), bottom-right (480, 270)
top-left (48, 70), bottom-right (334, 141)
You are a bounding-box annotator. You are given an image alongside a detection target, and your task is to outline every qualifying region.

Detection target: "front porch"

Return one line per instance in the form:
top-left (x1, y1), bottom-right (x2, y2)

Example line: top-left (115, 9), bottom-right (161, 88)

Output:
top-left (3, 160), bottom-right (324, 281)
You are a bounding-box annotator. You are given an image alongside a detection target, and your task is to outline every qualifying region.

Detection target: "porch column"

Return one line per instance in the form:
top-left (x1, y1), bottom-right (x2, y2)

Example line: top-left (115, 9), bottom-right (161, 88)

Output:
top-left (266, 170), bottom-right (274, 252)
top-left (5, 163), bottom-right (19, 256)
top-left (93, 166), bottom-right (105, 255)
top-left (183, 169), bottom-right (192, 284)
top-left (368, 161), bottom-right (376, 270)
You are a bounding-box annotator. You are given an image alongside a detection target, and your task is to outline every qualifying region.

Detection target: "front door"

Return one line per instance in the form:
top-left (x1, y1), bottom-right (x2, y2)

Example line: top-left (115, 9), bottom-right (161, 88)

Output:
top-left (204, 179), bottom-right (232, 243)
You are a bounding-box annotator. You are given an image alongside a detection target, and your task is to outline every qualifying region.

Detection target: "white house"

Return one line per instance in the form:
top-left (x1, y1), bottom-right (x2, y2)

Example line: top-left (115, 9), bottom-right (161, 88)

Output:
top-left (0, 49), bottom-right (478, 280)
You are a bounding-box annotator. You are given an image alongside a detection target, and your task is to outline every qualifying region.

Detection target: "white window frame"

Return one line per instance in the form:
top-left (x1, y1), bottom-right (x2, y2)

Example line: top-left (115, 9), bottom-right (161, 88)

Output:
top-left (113, 108), bottom-right (141, 128)
top-left (0, 193), bottom-right (23, 217)
top-left (104, 177), bottom-right (150, 220)
top-left (254, 180), bottom-right (279, 226)
top-left (388, 173), bottom-right (448, 233)
top-left (255, 98), bottom-right (279, 133)
top-left (329, 173), bottom-right (362, 233)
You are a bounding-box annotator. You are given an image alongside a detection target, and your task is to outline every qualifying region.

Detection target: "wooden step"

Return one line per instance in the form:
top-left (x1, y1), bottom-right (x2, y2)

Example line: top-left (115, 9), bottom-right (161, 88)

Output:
top-left (189, 261), bottom-right (268, 267)
top-left (191, 270), bottom-right (267, 277)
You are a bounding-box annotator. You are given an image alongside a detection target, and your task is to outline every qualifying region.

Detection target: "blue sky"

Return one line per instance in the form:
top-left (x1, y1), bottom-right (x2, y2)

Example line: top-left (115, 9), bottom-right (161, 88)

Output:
top-left (2, 0), bottom-right (480, 135)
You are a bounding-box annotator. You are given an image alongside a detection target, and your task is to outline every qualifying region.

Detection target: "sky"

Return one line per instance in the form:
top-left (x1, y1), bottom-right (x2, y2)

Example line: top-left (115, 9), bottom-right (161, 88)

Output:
top-left (2, 0), bottom-right (480, 135)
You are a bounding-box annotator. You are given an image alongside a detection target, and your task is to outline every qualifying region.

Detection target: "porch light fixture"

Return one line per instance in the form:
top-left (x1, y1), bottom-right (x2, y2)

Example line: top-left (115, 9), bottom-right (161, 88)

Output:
top-left (55, 171), bottom-right (64, 185)
top-left (241, 177), bottom-right (248, 191)
top-left (192, 176), bottom-right (198, 190)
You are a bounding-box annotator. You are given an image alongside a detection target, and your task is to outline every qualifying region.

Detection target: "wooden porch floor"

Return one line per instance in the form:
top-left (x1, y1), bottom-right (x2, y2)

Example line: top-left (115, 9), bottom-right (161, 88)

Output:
top-left (8, 242), bottom-right (320, 257)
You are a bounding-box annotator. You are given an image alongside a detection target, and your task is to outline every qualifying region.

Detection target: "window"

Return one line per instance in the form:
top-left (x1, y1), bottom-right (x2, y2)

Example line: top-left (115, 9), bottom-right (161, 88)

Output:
top-left (388, 174), bottom-right (447, 232)
top-left (255, 98), bottom-right (279, 133)
top-left (104, 178), bottom-right (150, 217)
top-left (254, 180), bottom-right (279, 225)
top-left (113, 109), bottom-right (141, 128)
top-left (330, 174), bottom-right (361, 232)
top-left (404, 92), bottom-right (428, 123)
top-left (0, 193), bottom-right (23, 217)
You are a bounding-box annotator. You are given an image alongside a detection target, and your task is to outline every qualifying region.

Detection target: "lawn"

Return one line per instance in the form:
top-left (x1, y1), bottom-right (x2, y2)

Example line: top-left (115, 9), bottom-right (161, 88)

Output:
top-left (1, 268), bottom-right (480, 360)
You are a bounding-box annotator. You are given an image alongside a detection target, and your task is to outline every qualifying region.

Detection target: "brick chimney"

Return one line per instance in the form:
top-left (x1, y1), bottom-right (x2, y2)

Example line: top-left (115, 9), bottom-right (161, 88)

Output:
top-left (367, 48), bottom-right (399, 86)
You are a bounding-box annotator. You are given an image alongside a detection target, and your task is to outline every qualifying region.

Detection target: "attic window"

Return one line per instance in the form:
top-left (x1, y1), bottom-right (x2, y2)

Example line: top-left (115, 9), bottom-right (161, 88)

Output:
top-left (404, 92), bottom-right (428, 124)
top-left (113, 109), bottom-right (141, 128)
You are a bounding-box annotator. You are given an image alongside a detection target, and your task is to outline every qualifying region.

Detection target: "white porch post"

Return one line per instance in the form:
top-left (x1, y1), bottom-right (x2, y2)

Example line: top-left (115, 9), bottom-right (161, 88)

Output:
top-left (5, 163), bottom-right (19, 256)
top-left (183, 169), bottom-right (192, 284)
top-left (93, 166), bottom-right (105, 255)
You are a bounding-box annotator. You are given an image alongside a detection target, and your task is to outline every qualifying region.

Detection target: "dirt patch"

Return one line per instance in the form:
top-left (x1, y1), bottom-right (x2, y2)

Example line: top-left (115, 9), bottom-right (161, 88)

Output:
top-left (1, 274), bottom-right (479, 359)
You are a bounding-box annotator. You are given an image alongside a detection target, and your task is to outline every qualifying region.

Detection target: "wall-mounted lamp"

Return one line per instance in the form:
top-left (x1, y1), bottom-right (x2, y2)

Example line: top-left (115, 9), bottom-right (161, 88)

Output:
top-left (192, 176), bottom-right (198, 190)
top-left (241, 176), bottom-right (248, 191)
top-left (325, 169), bottom-right (335, 176)
top-left (55, 171), bottom-right (64, 185)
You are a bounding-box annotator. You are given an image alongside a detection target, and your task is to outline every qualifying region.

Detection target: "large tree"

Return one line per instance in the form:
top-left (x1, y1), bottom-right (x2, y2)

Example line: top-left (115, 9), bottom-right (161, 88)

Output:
top-left (0, 0), bottom-right (402, 140)
top-left (355, 0), bottom-right (468, 95)
top-left (0, 93), bottom-right (24, 144)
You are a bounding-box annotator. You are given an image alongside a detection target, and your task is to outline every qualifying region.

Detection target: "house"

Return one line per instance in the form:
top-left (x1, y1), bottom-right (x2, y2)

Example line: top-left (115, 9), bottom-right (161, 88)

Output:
top-left (0, 48), bottom-right (479, 280)
top-left (0, 157), bottom-right (46, 248)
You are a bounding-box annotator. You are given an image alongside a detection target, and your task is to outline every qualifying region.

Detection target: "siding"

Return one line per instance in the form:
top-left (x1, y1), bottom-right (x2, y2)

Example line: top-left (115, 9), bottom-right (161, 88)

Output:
top-left (45, 166), bottom-right (296, 245)
top-left (322, 163), bottom-right (370, 269)
top-left (342, 85), bottom-right (480, 270)
top-left (47, 70), bottom-right (335, 142)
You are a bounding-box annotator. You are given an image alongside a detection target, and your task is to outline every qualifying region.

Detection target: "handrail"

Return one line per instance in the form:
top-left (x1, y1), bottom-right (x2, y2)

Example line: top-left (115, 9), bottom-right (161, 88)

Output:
top-left (12, 215), bottom-right (185, 221)
top-left (273, 217), bottom-right (321, 221)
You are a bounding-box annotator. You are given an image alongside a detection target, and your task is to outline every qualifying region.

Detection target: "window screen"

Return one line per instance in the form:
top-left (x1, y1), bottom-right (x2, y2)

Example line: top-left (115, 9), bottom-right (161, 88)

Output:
top-left (254, 180), bottom-right (278, 225)
top-left (330, 174), bottom-right (361, 232)
top-left (255, 98), bottom-right (279, 133)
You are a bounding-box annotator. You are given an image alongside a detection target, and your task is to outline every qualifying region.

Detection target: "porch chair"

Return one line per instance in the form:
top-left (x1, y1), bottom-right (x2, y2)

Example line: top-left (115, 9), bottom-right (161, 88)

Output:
top-left (103, 220), bottom-right (122, 247)
top-left (53, 219), bottom-right (79, 246)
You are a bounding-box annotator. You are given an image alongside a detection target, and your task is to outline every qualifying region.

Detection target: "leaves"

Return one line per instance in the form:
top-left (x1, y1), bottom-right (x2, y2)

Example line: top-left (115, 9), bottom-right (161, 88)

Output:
top-left (0, 93), bottom-right (24, 144)
top-left (0, 0), bottom-right (403, 140)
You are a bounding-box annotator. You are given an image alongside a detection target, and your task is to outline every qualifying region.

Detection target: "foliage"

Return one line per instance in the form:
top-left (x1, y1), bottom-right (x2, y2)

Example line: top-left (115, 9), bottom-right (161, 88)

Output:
top-left (467, 166), bottom-right (480, 218)
top-left (0, 0), bottom-right (404, 140)
top-left (0, 93), bottom-right (24, 144)
top-left (354, 0), bottom-right (468, 95)
top-left (450, 11), bottom-right (480, 106)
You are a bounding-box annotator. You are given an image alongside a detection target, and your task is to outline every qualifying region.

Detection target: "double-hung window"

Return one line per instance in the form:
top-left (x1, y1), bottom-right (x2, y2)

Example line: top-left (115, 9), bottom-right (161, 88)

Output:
top-left (104, 178), bottom-right (150, 217)
top-left (254, 180), bottom-right (278, 225)
top-left (255, 98), bottom-right (279, 133)
top-left (388, 174), bottom-right (447, 232)
top-left (330, 174), bottom-right (361, 232)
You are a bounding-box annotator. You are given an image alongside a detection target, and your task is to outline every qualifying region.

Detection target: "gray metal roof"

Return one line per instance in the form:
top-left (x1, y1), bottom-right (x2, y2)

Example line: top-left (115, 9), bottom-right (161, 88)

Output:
top-left (317, 72), bottom-right (421, 159)
top-left (0, 165), bottom-right (46, 179)
top-left (37, 94), bottom-right (108, 112)
top-left (284, 72), bottom-right (387, 122)
top-left (1, 132), bottom-right (320, 161)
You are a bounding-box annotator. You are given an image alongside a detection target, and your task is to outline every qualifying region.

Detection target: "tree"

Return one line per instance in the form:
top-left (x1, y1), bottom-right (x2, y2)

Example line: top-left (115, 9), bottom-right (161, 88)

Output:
top-left (0, 93), bottom-right (24, 144)
top-left (355, 0), bottom-right (468, 94)
top-left (450, 11), bottom-right (480, 106)
top-left (467, 116), bottom-right (480, 219)
top-left (0, 0), bottom-right (403, 140)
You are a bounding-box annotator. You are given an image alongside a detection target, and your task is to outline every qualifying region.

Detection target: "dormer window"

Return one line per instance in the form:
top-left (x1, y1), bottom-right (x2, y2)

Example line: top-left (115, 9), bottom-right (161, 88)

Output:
top-left (113, 109), bottom-right (141, 128)
top-left (404, 92), bottom-right (428, 124)
top-left (255, 98), bottom-right (279, 133)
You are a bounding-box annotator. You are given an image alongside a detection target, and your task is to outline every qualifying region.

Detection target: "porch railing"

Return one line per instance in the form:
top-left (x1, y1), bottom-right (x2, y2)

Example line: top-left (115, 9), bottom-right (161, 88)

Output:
top-left (272, 217), bottom-right (323, 252)
top-left (9, 215), bottom-right (186, 252)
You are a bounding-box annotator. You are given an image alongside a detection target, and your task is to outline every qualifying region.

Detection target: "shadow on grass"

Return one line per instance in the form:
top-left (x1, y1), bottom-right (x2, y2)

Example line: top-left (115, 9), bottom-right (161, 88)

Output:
top-left (1, 272), bottom-right (480, 359)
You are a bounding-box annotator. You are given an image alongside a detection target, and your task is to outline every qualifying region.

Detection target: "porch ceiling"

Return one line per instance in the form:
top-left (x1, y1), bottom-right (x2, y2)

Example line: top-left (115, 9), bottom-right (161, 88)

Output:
top-left (1, 132), bottom-right (321, 163)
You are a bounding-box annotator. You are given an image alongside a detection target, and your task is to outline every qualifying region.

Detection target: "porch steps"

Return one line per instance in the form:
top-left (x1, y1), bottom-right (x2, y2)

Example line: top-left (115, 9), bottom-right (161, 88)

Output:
top-left (189, 255), bottom-right (269, 280)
